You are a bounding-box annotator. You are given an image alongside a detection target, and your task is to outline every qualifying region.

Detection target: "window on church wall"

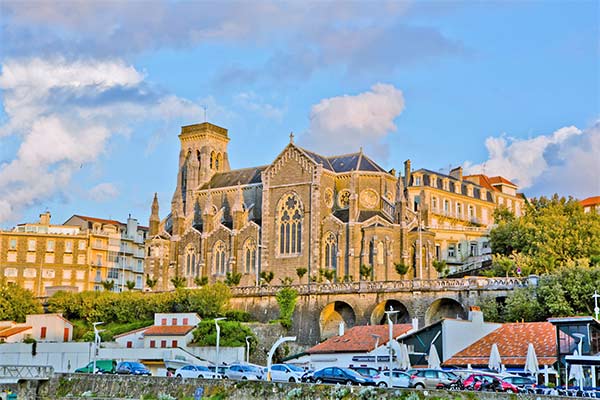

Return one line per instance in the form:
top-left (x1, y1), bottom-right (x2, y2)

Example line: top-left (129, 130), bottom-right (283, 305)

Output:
top-left (186, 254), bottom-right (191, 275)
top-left (191, 254), bottom-right (196, 276)
top-left (213, 241), bottom-right (227, 275)
top-left (376, 242), bottom-right (384, 265)
top-left (368, 241), bottom-right (375, 266)
top-left (216, 153), bottom-right (222, 171)
top-left (324, 233), bottom-right (337, 270)
top-left (243, 239), bottom-right (257, 273)
top-left (277, 193), bottom-right (303, 256)
top-left (210, 151), bottom-right (216, 169)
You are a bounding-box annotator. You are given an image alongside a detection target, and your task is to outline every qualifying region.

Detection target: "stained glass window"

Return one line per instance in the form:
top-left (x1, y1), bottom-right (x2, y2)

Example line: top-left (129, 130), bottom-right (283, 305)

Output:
top-left (278, 193), bottom-right (303, 255)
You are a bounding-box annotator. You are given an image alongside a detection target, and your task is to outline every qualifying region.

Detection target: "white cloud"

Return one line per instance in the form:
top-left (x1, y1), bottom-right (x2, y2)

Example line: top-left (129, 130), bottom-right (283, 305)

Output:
top-left (0, 57), bottom-right (201, 224)
top-left (88, 183), bottom-right (119, 202)
top-left (464, 123), bottom-right (600, 197)
top-left (300, 83), bottom-right (405, 157)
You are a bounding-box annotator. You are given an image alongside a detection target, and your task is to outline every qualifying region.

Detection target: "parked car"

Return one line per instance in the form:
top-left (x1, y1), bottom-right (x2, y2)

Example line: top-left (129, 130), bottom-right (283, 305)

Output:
top-left (350, 367), bottom-right (380, 378)
top-left (372, 370), bottom-right (411, 388)
top-left (208, 365), bottom-right (229, 375)
top-left (174, 364), bottom-right (221, 379)
top-left (501, 376), bottom-right (537, 393)
top-left (409, 369), bottom-right (460, 389)
top-left (267, 364), bottom-right (305, 382)
top-left (463, 373), bottom-right (519, 393)
top-left (74, 359), bottom-right (117, 374)
top-left (115, 361), bottom-right (151, 376)
top-left (306, 367), bottom-right (376, 386)
top-left (225, 363), bottom-right (264, 380)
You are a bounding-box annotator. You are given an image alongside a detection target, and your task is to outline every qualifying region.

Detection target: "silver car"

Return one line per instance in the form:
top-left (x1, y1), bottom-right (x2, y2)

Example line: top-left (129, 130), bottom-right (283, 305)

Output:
top-left (267, 364), bottom-right (305, 382)
top-left (174, 364), bottom-right (221, 379)
top-left (225, 363), bottom-right (264, 380)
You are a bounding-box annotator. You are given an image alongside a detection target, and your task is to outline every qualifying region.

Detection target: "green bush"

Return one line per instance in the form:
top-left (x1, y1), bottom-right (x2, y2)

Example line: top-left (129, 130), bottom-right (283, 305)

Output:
top-left (276, 287), bottom-right (298, 330)
top-left (192, 320), bottom-right (256, 348)
top-left (223, 310), bottom-right (253, 322)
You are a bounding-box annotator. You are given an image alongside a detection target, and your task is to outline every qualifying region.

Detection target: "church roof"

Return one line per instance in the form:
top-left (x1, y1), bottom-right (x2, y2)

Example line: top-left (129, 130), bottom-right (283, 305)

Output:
top-left (299, 146), bottom-right (388, 173)
top-left (332, 209), bottom-right (394, 223)
top-left (200, 166), bottom-right (267, 190)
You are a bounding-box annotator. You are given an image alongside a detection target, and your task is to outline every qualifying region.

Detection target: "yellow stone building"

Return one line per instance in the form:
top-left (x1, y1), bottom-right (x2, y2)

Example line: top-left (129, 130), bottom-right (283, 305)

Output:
top-left (145, 122), bottom-right (525, 291)
top-left (0, 212), bottom-right (147, 296)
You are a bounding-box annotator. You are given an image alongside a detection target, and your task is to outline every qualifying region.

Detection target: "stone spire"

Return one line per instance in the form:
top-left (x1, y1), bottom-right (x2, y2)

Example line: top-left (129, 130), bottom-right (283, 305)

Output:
top-left (149, 193), bottom-right (160, 236)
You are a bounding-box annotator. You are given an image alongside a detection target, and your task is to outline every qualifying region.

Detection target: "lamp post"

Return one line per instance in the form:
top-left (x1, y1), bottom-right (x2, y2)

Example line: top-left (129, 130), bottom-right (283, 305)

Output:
top-left (384, 307), bottom-right (399, 383)
top-left (245, 336), bottom-right (252, 364)
top-left (92, 322), bottom-right (104, 374)
top-left (371, 334), bottom-right (381, 370)
top-left (214, 317), bottom-right (226, 376)
top-left (593, 291), bottom-right (600, 320)
top-left (267, 336), bottom-right (296, 381)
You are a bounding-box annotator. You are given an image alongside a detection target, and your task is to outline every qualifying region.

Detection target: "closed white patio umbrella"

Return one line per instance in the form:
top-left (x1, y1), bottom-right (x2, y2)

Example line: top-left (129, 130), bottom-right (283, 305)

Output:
top-left (399, 343), bottom-right (411, 370)
top-left (568, 350), bottom-right (584, 390)
top-left (524, 343), bottom-right (539, 377)
top-left (488, 343), bottom-right (502, 372)
top-left (428, 344), bottom-right (441, 369)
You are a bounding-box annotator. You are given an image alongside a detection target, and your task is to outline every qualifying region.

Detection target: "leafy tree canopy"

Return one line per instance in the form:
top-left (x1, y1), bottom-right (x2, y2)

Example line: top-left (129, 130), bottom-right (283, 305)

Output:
top-left (0, 279), bottom-right (43, 322)
top-left (192, 319), bottom-right (256, 349)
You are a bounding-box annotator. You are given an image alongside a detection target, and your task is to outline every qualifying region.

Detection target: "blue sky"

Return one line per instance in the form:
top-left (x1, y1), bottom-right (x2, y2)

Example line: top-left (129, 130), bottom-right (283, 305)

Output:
top-left (0, 0), bottom-right (598, 228)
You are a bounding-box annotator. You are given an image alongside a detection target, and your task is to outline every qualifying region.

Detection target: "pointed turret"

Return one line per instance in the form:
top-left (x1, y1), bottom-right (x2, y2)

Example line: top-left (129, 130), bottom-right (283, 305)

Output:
top-left (232, 183), bottom-right (248, 231)
top-left (150, 193), bottom-right (160, 236)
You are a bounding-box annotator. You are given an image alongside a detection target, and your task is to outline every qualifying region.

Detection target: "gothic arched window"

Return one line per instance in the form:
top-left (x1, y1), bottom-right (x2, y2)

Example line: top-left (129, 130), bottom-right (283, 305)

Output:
top-left (185, 246), bottom-right (196, 276)
top-left (377, 241), bottom-right (384, 265)
top-left (368, 240), bottom-right (374, 266)
top-left (213, 241), bottom-right (227, 275)
top-left (324, 233), bottom-right (337, 270)
top-left (210, 151), bottom-right (216, 169)
top-left (277, 193), bottom-right (303, 255)
top-left (243, 239), bottom-right (257, 274)
top-left (216, 153), bottom-right (222, 171)
top-left (191, 254), bottom-right (196, 276)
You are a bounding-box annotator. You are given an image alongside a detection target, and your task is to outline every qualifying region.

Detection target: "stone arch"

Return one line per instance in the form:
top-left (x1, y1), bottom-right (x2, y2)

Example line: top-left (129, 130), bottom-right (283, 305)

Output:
top-left (370, 299), bottom-right (410, 325)
top-left (425, 297), bottom-right (466, 325)
top-left (320, 301), bottom-right (356, 340)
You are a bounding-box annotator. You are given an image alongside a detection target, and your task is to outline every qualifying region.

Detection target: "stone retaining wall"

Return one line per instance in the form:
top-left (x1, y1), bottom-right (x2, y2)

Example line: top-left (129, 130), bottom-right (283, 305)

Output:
top-left (1, 374), bottom-right (567, 400)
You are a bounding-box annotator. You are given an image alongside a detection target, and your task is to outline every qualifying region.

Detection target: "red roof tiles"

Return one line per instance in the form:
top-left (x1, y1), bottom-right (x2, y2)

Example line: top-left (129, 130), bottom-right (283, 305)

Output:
top-left (444, 322), bottom-right (557, 367)
top-left (307, 324), bottom-right (413, 354)
top-left (0, 326), bottom-right (32, 338)
top-left (580, 196), bottom-right (600, 207)
top-left (488, 176), bottom-right (517, 187)
top-left (143, 325), bottom-right (195, 336)
top-left (72, 215), bottom-right (123, 226)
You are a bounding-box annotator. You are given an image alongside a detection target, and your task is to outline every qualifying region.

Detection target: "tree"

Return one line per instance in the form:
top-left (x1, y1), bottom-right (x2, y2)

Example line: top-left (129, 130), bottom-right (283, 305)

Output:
top-left (225, 272), bottom-right (242, 286)
top-left (260, 271), bottom-right (274, 285)
top-left (170, 276), bottom-right (186, 289)
top-left (146, 275), bottom-right (158, 290)
top-left (503, 287), bottom-right (544, 322)
top-left (394, 262), bottom-right (409, 277)
top-left (188, 283), bottom-right (231, 318)
top-left (296, 267), bottom-right (307, 282)
top-left (0, 279), bottom-right (43, 322)
top-left (101, 280), bottom-right (115, 291)
top-left (279, 276), bottom-right (293, 286)
top-left (276, 287), bottom-right (298, 329)
top-left (194, 276), bottom-right (208, 287)
top-left (125, 280), bottom-right (136, 290)
top-left (318, 268), bottom-right (335, 282)
top-left (192, 319), bottom-right (256, 348)
top-left (360, 264), bottom-right (373, 280)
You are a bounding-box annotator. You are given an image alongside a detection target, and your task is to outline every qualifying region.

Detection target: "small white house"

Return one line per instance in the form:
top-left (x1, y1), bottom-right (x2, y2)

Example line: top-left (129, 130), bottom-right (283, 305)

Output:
top-left (154, 313), bottom-right (200, 327)
top-left (0, 314), bottom-right (73, 343)
top-left (115, 312), bottom-right (200, 349)
top-left (0, 325), bottom-right (32, 343)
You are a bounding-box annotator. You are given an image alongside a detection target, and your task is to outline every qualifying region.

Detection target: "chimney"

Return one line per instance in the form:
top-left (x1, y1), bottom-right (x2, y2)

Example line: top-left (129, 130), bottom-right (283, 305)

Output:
top-left (39, 211), bottom-right (51, 225)
top-left (404, 160), bottom-right (412, 188)
top-left (338, 321), bottom-right (345, 337)
top-left (412, 317), bottom-right (419, 331)
top-left (468, 306), bottom-right (484, 324)
top-left (450, 166), bottom-right (463, 181)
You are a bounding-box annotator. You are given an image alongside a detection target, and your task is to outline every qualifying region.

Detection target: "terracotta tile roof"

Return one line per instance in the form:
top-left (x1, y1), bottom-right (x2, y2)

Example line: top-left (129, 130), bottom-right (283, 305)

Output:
top-left (580, 196), bottom-right (600, 207)
top-left (488, 176), bottom-right (517, 187)
top-left (444, 322), bottom-right (557, 367)
top-left (0, 326), bottom-right (32, 338)
top-left (464, 174), bottom-right (496, 192)
top-left (307, 324), bottom-right (413, 354)
top-left (72, 215), bottom-right (123, 226)
top-left (143, 325), bottom-right (195, 336)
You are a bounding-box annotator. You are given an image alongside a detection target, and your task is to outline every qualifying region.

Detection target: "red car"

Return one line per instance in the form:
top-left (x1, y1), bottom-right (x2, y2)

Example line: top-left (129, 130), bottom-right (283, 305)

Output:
top-left (463, 373), bottom-right (519, 393)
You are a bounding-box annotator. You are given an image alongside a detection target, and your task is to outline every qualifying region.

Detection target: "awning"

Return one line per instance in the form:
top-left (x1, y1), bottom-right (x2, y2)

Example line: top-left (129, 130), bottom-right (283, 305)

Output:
top-left (565, 355), bottom-right (600, 366)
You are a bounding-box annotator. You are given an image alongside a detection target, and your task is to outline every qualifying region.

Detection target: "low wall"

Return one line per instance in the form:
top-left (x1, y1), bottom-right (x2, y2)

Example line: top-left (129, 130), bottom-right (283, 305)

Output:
top-left (1, 374), bottom-right (564, 400)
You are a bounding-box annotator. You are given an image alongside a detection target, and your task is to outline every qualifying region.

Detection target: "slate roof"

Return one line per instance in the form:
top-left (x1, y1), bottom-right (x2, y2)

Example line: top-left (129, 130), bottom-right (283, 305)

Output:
top-left (443, 322), bottom-right (558, 367)
top-left (143, 325), bottom-right (195, 336)
top-left (307, 324), bottom-right (413, 354)
top-left (300, 148), bottom-right (388, 173)
top-left (200, 166), bottom-right (267, 190)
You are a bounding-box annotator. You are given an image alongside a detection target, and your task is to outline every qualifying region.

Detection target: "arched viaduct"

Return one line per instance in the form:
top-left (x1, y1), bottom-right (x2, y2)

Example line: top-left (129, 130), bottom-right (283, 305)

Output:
top-left (229, 276), bottom-right (533, 345)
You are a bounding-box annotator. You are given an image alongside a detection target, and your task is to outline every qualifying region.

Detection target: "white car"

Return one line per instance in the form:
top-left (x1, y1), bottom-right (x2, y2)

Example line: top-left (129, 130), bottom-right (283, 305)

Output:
top-left (174, 364), bottom-right (221, 379)
top-left (267, 364), bottom-right (305, 382)
top-left (373, 370), bottom-right (411, 388)
top-left (225, 363), bottom-right (264, 380)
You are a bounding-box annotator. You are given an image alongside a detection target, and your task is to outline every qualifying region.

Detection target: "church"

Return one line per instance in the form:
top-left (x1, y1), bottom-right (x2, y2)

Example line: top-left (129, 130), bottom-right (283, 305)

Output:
top-left (145, 122), bottom-right (524, 290)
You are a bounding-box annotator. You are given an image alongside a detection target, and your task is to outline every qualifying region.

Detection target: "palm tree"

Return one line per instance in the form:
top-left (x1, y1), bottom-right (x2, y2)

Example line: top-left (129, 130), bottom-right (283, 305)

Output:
top-left (101, 280), bottom-right (115, 291)
top-left (125, 280), bottom-right (136, 290)
top-left (225, 272), bottom-right (242, 286)
top-left (170, 276), bottom-right (186, 289)
top-left (146, 275), bottom-right (158, 290)
top-left (194, 276), bottom-right (208, 287)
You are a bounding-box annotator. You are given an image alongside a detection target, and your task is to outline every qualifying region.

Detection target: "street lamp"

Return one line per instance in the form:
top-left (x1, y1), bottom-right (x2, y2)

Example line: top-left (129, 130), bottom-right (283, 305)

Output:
top-left (245, 336), bottom-right (252, 364)
top-left (371, 334), bottom-right (381, 370)
top-left (593, 291), bottom-right (600, 320)
top-left (214, 317), bottom-right (226, 376)
top-left (267, 336), bottom-right (296, 381)
top-left (384, 307), bottom-right (399, 381)
top-left (92, 322), bottom-right (104, 374)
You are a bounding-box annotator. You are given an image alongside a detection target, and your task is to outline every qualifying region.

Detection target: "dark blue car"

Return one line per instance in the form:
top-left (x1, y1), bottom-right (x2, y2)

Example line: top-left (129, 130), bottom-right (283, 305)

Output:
top-left (304, 367), bottom-right (375, 386)
top-left (116, 361), bottom-right (151, 376)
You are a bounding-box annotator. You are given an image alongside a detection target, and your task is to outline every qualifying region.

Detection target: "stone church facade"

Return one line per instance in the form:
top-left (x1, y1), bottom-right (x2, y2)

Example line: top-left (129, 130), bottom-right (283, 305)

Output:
top-left (145, 122), bottom-right (523, 290)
